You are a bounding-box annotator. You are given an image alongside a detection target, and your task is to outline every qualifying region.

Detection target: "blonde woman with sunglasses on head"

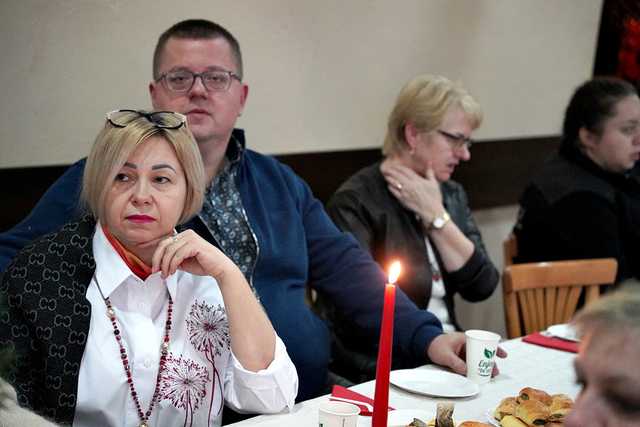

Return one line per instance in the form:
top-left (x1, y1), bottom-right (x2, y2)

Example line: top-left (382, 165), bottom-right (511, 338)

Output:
top-left (0, 110), bottom-right (297, 427)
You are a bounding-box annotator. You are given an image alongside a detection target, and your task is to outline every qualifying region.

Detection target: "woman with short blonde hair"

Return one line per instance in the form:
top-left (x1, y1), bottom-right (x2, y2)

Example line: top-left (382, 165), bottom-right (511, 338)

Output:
top-left (383, 74), bottom-right (483, 156)
top-left (81, 110), bottom-right (205, 223)
top-left (326, 74), bottom-right (497, 382)
top-left (0, 110), bottom-right (297, 426)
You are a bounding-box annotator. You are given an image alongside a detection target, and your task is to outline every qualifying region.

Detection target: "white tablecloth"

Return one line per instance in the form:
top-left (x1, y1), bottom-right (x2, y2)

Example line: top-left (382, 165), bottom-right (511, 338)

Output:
top-left (228, 339), bottom-right (579, 426)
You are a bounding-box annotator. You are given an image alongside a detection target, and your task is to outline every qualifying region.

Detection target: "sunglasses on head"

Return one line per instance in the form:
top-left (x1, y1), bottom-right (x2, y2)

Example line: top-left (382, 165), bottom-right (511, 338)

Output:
top-left (106, 109), bottom-right (187, 130)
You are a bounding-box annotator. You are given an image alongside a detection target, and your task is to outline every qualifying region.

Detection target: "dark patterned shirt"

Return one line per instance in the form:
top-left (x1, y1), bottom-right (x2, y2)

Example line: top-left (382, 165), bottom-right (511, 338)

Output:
top-left (199, 140), bottom-right (259, 296)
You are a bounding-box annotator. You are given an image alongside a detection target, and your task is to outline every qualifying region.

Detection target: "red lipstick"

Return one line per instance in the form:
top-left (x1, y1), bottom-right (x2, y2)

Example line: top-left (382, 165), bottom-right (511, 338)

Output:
top-left (126, 214), bottom-right (155, 223)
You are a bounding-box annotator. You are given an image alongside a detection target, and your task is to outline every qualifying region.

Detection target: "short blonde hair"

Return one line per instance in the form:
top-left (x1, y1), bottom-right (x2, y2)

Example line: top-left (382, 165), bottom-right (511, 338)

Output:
top-left (81, 112), bottom-right (205, 224)
top-left (382, 74), bottom-right (483, 156)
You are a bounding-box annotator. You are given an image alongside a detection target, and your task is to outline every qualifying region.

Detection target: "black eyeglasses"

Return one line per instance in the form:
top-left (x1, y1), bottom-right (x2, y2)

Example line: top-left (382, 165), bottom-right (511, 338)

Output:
top-left (156, 68), bottom-right (241, 93)
top-left (437, 129), bottom-right (473, 150)
top-left (106, 109), bottom-right (187, 129)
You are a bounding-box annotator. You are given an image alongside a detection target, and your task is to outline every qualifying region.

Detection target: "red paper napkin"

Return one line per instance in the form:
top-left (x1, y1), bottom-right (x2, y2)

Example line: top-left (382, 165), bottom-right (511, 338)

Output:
top-left (330, 385), bottom-right (394, 416)
top-left (522, 332), bottom-right (579, 353)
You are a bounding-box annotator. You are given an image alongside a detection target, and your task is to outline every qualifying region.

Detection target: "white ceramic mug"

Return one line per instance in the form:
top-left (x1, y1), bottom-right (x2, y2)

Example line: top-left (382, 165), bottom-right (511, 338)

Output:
top-left (318, 400), bottom-right (360, 427)
top-left (465, 329), bottom-right (501, 384)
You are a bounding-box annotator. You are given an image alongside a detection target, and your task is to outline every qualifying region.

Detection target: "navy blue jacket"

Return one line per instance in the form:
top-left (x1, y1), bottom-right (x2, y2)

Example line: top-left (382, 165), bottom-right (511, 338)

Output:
top-left (0, 129), bottom-right (443, 400)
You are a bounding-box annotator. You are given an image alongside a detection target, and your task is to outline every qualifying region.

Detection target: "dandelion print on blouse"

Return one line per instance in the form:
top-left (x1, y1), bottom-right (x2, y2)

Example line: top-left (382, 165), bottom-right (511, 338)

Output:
top-left (186, 300), bottom-right (230, 426)
top-left (161, 354), bottom-right (209, 427)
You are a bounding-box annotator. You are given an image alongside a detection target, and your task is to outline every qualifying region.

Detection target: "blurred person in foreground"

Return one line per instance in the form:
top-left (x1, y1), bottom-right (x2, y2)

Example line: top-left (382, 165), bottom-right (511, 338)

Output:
top-left (566, 282), bottom-right (640, 426)
top-left (326, 74), bottom-right (499, 382)
top-left (515, 77), bottom-right (640, 283)
top-left (0, 110), bottom-right (298, 426)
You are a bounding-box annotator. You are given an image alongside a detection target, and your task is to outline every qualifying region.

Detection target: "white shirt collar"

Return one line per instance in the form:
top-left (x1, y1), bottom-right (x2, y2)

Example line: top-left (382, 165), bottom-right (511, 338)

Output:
top-left (92, 224), bottom-right (179, 300)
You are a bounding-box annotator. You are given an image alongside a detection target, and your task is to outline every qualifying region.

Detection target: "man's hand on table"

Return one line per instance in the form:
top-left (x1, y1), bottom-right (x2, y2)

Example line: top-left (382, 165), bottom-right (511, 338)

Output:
top-left (426, 332), bottom-right (508, 377)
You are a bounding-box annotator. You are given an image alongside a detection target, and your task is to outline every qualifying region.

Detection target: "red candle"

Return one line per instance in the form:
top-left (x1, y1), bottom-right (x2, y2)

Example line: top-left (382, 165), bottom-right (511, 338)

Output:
top-left (372, 261), bottom-right (401, 427)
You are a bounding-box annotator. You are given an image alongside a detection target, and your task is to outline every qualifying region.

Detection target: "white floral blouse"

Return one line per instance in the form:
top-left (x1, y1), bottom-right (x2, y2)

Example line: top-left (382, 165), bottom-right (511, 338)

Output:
top-left (73, 225), bottom-right (298, 427)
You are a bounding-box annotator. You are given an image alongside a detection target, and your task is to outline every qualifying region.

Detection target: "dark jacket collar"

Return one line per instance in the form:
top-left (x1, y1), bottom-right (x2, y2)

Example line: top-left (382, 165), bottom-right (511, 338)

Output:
top-left (560, 145), bottom-right (635, 188)
top-left (227, 128), bottom-right (246, 164)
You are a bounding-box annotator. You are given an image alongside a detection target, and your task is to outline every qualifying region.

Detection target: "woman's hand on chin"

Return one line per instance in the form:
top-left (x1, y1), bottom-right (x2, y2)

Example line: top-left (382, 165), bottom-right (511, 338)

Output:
top-left (151, 229), bottom-right (236, 280)
top-left (381, 161), bottom-right (444, 223)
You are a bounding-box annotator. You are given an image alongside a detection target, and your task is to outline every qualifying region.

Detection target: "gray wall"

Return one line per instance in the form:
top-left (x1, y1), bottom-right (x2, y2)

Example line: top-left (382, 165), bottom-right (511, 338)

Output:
top-left (1, 0), bottom-right (601, 167)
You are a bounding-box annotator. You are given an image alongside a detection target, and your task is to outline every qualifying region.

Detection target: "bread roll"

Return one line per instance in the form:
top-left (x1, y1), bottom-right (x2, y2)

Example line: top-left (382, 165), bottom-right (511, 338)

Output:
top-left (458, 422), bottom-right (493, 427)
top-left (518, 387), bottom-right (552, 406)
top-left (550, 394), bottom-right (573, 407)
top-left (515, 399), bottom-right (550, 426)
top-left (548, 394), bottom-right (573, 421)
top-left (500, 415), bottom-right (528, 427)
top-left (493, 396), bottom-right (518, 420)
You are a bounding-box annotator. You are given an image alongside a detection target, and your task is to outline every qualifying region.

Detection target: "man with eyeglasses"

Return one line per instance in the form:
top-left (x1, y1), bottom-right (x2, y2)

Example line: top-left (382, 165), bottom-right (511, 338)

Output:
top-left (0, 19), bottom-right (500, 404)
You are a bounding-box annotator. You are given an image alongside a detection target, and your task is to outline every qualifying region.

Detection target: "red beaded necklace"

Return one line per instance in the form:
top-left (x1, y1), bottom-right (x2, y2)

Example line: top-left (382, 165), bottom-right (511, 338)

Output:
top-left (95, 275), bottom-right (173, 427)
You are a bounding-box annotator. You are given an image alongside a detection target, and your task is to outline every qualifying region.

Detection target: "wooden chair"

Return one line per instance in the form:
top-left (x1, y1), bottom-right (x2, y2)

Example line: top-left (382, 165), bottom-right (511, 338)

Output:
top-left (502, 258), bottom-right (617, 338)
top-left (503, 233), bottom-right (518, 267)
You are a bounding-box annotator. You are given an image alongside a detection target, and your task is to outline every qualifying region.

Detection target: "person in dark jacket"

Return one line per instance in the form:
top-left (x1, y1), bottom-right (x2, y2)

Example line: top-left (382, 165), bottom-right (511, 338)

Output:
top-left (515, 77), bottom-right (640, 284)
top-left (0, 20), bottom-right (483, 401)
top-left (326, 74), bottom-right (499, 382)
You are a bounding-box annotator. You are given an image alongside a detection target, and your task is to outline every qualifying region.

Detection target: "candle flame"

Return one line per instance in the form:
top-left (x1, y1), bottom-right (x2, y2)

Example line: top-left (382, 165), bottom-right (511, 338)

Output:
top-left (388, 261), bottom-right (401, 284)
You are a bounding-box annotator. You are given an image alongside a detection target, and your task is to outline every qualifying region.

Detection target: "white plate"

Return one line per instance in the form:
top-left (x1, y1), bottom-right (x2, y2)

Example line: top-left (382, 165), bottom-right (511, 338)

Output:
top-left (485, 408), bottom-right (500, 427)
top-left (390, 368), bottom-right (480, 398)
top-left (547, 323), bottom-right (580, 342)
top-left (386, 409), bottom-right (434, 426)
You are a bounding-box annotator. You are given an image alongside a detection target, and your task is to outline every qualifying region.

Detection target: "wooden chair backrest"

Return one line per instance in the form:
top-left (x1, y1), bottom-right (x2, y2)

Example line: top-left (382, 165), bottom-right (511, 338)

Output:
top-left (503, 233), bottom-right (518, 267)
top-left (502, 258), bottom-right (617, 338)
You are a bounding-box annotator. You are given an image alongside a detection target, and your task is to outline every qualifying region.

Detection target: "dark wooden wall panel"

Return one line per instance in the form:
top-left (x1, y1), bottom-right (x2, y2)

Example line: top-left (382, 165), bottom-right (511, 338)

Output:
top-left (453, 136), bottom-right (559, 209)
top-left (0, 135), bottom-right (558, 232)
top-left (279, 135), bottom-right (559, 210)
